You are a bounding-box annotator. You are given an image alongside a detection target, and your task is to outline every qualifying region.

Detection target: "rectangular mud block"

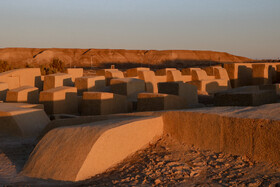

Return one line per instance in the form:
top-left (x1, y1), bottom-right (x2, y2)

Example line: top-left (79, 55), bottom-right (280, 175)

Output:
top-left (166, 70), bottom-right (181, 82)
top-left (110, 78), bottom-right (145, 101)
top-left (81, 92), bottom-right (128, 115)
top-left (137, 93), bottom-right (184, 111)
top-left (214, 67), bottom-right (230, 80)
top-left (14, 68), bottom-right (42, 87)
top-left (0, 76), bottom-right (20, 90)
top-left (22, 116), bottom-right (163, 181)
top-left (155, 75), bottom-right (167, 84)
top-left (166, 70), bottom-right (191, 82)
top-left (96, 69), bottom-right (119, 76)
top-left (158, 82), bottom-right (198, 106)
top-left (66, 68), bottom-right (84, 82)
top-left (0, 68), bottom-right (42, 89)
top-left (202, 66), bottom-right (222, 76)
top-left (214, 90), bottom-right (277, 106)
top-left (163, 111), bottom-right (222, 152)
top-left (259, 84), bottom-right (280, 97)
top-left (43, 73), bottom-right (73, 91)
top-left (189, 79), bottom-right (230, 95)
top-left (191, 69), bottom-right (209, 81)
top-left (163, 105), bottom-right (280, 166)
top-left (181, 75), bottom-right (192, 82)
top-left (6, 86), bottom-right (39, 104)
top-left (181, 68), bottom-right (201, 75)
top-left (224, 63), bottom-right (253, 88)
top-left (0, 102), bottom-right (50, 137)
top-left (126, 68), bottom-right (150, 77)
top-left (75, 76), bottom-right (106, 96)
top-left (138, 70), bottom-right (158, 93)
top-left (105, 70), bottom-right (124, 86)
top-left (0, 102), bottom-right (44, 110)
top-left (40, 86), bottom-right (78, 114)
top-left (155, 68), bottom-right (176, 76)
top-left (252, 64), bottom-right (272, 85)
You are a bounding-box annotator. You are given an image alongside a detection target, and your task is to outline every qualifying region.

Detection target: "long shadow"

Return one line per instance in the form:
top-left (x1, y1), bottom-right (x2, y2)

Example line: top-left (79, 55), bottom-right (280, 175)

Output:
top-left (237, 65), bottom-right (253, 87)
top-left (0, 107), bottom-right (49, 173)
top-left (77, 60), bottom-right (222, 70)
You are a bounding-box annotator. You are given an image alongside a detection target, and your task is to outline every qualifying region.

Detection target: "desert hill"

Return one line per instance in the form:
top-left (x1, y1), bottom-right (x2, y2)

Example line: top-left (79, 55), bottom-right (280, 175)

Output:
top-left (0, 48), bottom-right (252, 69)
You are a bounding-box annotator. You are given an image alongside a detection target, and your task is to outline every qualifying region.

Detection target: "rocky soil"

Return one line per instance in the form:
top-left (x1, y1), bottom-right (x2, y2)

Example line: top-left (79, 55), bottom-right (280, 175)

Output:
top-left (84, 136), bottom-right (280, 186)
top-left (0, 135), bottom-right (279, 186)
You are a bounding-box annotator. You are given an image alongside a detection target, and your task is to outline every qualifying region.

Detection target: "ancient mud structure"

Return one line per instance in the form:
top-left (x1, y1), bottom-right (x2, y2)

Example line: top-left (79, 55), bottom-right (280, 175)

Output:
top-left (0, 61), bottom-right (280, 184)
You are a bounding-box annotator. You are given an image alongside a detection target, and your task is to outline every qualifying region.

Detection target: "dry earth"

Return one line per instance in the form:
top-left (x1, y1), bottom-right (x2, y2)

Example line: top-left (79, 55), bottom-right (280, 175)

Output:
top-left (0, 134), bottom-right (280, 186)
top-left (0, 48), bottom-right (252, 69)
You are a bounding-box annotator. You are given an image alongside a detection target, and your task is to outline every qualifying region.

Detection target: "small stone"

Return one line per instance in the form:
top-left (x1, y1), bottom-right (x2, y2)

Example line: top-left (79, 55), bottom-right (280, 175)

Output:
top-left (164, 155), bottom-right (171, 160)
top-left (174, 170), bottom-right (182, 175)
top-left (142, 179), bottom-right (148, 184)
top-left (133, 180), bottom-right (139, 184)
top-left (166, 161), bottom-right (180, 167)
top-left (190, 170), bottom-right (199, 177)
top-left (154, 179), bottom-right (161, 185)
top-left (215, 165), bottom-right (221, 168)
top-left (248, 180), bottom-right (262, 187)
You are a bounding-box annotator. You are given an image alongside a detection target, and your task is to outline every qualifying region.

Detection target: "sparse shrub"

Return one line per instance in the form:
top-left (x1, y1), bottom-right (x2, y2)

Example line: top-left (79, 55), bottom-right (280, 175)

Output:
top-left (0, 60), bottom-right (12, 73)
top-left (50, 58), bottom-right (65, 72)
top-left (40, 58), bottom-right (65, 75)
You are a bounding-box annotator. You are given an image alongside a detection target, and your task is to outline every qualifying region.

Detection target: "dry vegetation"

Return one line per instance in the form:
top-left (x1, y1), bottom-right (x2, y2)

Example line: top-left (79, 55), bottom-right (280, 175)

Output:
top-left (0, 60), bottom-right (12, 73)
top-left (39, 58), bottom-right (65, 75)
top-left (1, 58), bottom-right (66, 75)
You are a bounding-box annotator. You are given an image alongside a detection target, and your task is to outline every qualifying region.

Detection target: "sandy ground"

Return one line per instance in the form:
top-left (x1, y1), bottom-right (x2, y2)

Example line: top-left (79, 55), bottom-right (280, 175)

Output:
top-left (0, 134), bottom-right (280, 186)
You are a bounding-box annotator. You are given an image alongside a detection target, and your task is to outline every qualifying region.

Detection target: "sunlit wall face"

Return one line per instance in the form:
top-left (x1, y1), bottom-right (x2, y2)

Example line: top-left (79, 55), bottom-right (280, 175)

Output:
top-left (0, 0), bottom-right (279, 59)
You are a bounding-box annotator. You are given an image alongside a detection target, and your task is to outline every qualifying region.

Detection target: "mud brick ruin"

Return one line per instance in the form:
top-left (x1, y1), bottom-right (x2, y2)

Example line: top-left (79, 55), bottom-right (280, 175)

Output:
top-left (0, 62), bottom-right (280, 183)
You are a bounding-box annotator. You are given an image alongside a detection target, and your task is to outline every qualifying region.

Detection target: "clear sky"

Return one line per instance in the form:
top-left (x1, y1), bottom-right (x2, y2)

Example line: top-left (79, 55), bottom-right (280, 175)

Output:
top-left (0, 0), bottom-right (279, 59)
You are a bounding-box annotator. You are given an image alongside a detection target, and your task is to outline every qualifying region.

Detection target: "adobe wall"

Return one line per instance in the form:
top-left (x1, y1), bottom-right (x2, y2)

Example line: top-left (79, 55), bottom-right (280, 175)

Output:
top-left (137, 93), bottom-right (185, 111)
top-left (43, 73), bottom-right (73, 91)
top-left (75, 76), bottom-right (106, 96)
top-left (110, 78), bottom-right (145, 101)
top-left (39, 86), bottom-right (78, 114)
top-left (138, 70), bottom-right (158, 93)
top-left (66, 68), bottom-right (83, 82)
top-left (224, 63), bottom-right (253, 88)
top-left (0, 103), bottom-right (50, 137)
top-left (22, 104), bottom-right (280, 182)
top-left (126, 68), bottom-right (150, 77)
top-left (162, 105), bottom-right (280, 166)
top-left (23, 116), bottom-right (163, 181)
top-left (6, 86), bottom-right (39, 104)
top-left (252, 64), bottom-right (272, 85)
top-left (0, 68), bottom-right (42, 89)
top-left (81, 92), bottom-right (128, 115)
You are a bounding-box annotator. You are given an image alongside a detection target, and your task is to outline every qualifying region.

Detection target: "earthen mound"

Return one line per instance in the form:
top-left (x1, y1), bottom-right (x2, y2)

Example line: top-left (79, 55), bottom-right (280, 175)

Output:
top-left (0, 48), bottom-right (252, 68)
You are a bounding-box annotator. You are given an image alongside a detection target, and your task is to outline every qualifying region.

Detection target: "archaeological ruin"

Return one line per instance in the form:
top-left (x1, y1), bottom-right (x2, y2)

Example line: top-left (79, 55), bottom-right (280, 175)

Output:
top-left (0, 61), bottom-right (280, 185)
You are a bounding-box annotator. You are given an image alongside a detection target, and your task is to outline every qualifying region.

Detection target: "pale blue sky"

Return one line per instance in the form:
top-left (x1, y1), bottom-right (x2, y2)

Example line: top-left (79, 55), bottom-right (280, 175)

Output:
top-left (0, 0), bottom-right (279, 59)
